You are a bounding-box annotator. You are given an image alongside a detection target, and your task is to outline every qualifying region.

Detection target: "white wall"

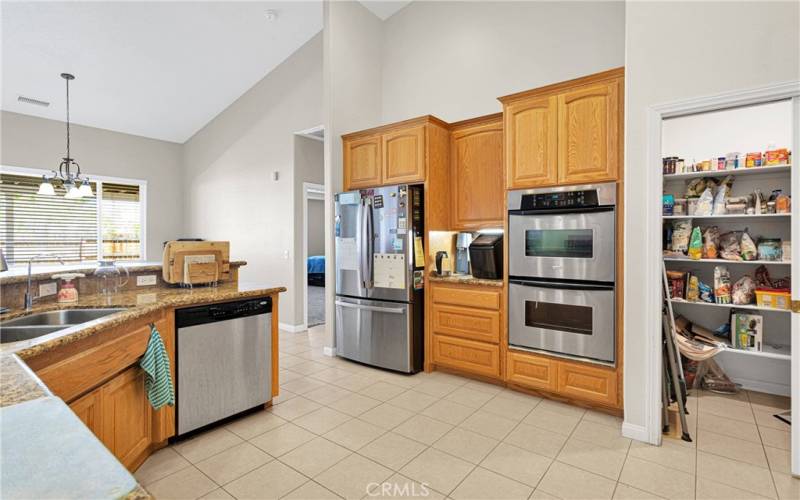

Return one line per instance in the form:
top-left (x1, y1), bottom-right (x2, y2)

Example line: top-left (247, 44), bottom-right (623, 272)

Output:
top-left (662, 100), bottom-right (793, 161)
top-left (183, 34), bottom-right (322, 326)
top-left (624, 0), bottom-right (800, 439)
top-left (308, 200), bottom-right (325, 256)
top-left (0, 110), bottom-right (183, 260)
top-left (381, 1), bottom-right (625, 123)
top-left (323, 0), bottom-right (384, 345)
top-left (293, 135), bottom-right (324, 326)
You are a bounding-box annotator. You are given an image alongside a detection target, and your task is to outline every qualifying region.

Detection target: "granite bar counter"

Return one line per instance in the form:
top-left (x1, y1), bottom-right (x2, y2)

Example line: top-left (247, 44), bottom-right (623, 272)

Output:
top-left (428, 272), bottom-right (503, 287)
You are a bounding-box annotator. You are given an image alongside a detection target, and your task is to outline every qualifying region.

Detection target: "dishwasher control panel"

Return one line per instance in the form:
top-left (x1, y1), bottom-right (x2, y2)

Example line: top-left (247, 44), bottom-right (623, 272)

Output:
top-left (176, 297), bottom-right (272, 328)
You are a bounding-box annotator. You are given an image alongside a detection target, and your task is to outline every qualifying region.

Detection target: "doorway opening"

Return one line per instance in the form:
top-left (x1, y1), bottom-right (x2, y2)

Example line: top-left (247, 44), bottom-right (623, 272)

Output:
top-left (305, 182), bottom-right (325, 328)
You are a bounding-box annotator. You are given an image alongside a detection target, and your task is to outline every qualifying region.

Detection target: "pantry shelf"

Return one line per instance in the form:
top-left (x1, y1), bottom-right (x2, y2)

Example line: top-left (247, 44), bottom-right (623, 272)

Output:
top-left (722, 344), bottom-right (791, 361)
top-left (663, 164), bottom-right (790, 180)
top-left (663, 257), bottom-right (790, 266)
top-left (662, 213), bottom-right (790, 221)
top-left (668, 299), bottom-right (791, 314)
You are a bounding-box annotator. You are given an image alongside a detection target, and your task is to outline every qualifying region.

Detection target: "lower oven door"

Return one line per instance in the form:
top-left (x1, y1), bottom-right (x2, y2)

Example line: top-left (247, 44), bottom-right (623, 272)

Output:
top-left (509, 279), bottom-right (615, 364)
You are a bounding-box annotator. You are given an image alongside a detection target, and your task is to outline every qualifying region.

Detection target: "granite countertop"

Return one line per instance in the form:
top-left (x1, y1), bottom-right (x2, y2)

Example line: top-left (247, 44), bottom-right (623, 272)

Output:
top-left (0, 260), bottom-right (248, 285)
top-left (0, 280), bottom-right (284, 500)
top-left (428, 273), bottom-right (504, 288)
top-left (2, 281), bottom-right (285, 359)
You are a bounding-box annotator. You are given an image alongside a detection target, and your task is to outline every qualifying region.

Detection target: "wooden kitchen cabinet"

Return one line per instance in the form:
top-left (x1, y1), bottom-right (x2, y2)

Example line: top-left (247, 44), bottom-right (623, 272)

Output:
top-left (506, 351), bottom-right (557, 392)
top-left (101, 366), bottom-right (153, 469)
top-left (383, 125), bottom-right (426, 184)
top-left (69, 387), bottom-right (104, 438)
top-left (344, 134), bottom-right (382, 189)
top-left (500, 67), bottom-right (623, 189)
top-left (342, 116), bottom-right (448, 192)
top-left (450, 114), bottom-right (504, 229)
top-left (504, 96), bottom-right (558, 189)
top-left (558, 80), bottom-right (619, 184)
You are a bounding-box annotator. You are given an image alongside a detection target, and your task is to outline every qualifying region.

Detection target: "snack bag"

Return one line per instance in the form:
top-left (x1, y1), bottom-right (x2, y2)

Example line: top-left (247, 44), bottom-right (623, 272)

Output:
top-left (740, 229), bottom-right (757, 261)
top-left (703, 226), bottom-right (719, 259)
top-left (687, 275), bottom-right (700, 302)
top-left (688, 226), bottom-right (703, 260)
top-left (671, 220), bottom-right (692, 253)
top-left (732, 276), bottom-right (756, 305)
top-left (695, 188), bottom-right (714, 216)
top-left (719, 231), bottom-right (742, 261)
top-left (698, 281), bottom-right (714, 302)
top-left (713, 266), bottom-right (731, 304)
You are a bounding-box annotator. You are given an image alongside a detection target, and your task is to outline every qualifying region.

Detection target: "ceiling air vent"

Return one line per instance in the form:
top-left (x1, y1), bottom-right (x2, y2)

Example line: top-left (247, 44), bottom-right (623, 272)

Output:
top-left (18, 95), bottom-right (50, 107)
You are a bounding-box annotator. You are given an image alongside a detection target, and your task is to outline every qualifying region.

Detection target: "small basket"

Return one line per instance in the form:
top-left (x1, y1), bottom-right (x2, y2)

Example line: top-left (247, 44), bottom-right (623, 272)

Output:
top-left (755, 288), bottom-right (791, 310)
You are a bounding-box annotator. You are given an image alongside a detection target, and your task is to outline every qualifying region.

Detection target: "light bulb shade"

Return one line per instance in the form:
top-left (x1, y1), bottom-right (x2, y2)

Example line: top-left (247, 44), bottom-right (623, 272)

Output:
top-left (37, 180), bottom-right (55, 195)
top-left (78, 182), bottom-right (94, 196)
top-left (65, 185), bottom-right (83, 199)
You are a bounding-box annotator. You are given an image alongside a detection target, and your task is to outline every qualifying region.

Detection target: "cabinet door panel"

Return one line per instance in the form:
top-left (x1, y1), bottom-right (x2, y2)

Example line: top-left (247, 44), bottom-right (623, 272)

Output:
top-left (431, 303), bottom-right (500, 344)
top-left (431, 285), bottom-right (501, 310)
top-left (451, 120), bottom-right (504, 229)
top-left (344, 135), bottom-right (381, 189)
top-left (69, 388), bottom-right (105, 441)
top-left (432, 335), bottom-right (500, 379)
top-left (382, 126), bottom-right (426, 184)
top-left (557, 361), bottom-right (618, 407)
top-left (558, 80), bottom-right (619, 184)
top-left (506, 351), bottom-right (557, 391)
top-left (505, 96), bottom-right (558, 188)
top-left (102, 366), bottom-right (152, 469)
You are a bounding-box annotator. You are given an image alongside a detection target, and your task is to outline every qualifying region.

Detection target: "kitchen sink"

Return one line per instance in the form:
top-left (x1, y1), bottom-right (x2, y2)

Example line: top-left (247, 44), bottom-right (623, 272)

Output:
top-left (0, 308), bottom-right (126, 344)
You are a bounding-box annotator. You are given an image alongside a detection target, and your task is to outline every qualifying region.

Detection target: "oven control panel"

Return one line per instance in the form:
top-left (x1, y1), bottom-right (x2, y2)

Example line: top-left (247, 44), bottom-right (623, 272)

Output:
top-left (519, 189), bottom-right (599, 210)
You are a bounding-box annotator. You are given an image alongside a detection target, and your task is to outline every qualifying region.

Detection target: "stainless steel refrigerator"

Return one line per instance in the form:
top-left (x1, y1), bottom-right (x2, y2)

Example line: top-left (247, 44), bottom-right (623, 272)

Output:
top-left (334, 184), bottom-right (425, 373)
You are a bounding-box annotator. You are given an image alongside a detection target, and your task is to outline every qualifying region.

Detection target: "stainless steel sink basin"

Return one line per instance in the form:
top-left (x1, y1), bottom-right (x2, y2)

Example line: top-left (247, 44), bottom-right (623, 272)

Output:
top-left (0, 308), bottom-right (126, 344)
top-left (0, 326), bottom-right (68, 343)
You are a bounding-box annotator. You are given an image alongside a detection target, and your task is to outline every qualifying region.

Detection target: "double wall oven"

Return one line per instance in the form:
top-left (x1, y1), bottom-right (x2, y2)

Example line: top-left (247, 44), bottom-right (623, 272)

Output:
top-left (508, 182), bottom-right (617, 365)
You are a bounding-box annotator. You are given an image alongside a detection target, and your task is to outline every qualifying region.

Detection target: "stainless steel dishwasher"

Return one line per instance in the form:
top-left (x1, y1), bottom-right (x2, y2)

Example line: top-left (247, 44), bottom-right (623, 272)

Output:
top-left (175, 297), bottom-right (272, 436)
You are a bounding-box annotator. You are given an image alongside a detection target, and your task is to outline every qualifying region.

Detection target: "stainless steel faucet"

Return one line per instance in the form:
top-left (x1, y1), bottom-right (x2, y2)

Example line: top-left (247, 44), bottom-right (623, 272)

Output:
top-left (24, 254), bottom-right (65, 310)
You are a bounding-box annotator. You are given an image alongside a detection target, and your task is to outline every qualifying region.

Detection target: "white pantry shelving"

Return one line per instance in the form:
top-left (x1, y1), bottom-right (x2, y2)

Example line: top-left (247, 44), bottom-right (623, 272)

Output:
top-left (663, 164), bottom-right (790, 180)
top-left (663, 257), bottom-right (790, 266)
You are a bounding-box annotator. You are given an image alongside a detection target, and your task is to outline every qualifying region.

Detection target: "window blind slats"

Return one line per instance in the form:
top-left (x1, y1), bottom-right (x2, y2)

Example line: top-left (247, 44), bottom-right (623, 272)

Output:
top-left (0, 173), bottom-right (142, 266)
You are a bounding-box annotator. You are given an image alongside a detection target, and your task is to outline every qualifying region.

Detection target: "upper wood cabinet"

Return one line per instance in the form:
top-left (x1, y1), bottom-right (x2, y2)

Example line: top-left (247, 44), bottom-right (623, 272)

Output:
top-left (558, 80), bottom-right (619, 184)
top-left (504, 96), bottom-right (557, 188)
top-left (500, 67), bottom-right (624, 189)
top-left (342, 116), bottom-right (448, 192)
top-left (343, 135), bottom-right (382, 189)
top-left (383, 125), bottom-right (426, 184)
top-left (450, 115), bottom-right (504, 229)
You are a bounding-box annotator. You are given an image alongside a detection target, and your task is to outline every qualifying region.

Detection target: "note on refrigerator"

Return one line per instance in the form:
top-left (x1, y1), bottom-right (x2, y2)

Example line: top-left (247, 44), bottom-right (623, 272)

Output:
top-left (373, 253), bottom-right (405, 289)
top-left (337, 237), bottom-right (358, 270)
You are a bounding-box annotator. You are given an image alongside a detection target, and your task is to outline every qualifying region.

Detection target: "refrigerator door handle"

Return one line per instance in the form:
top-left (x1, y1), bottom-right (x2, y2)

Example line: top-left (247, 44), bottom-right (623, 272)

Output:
top-left (361, 198), bottom-right (374, 289)
top-left (335, 300), bottom-right (405, 314)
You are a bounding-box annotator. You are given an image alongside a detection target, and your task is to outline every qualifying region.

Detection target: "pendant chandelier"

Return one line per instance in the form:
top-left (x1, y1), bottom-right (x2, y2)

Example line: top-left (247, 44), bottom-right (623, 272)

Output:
top-left (37, 73), bottom-right (93, 199)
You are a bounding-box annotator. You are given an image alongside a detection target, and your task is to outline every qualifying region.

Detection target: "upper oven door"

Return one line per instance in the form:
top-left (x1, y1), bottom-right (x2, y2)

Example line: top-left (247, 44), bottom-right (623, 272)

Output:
top-left (509, 207), bottom-right (615, 283)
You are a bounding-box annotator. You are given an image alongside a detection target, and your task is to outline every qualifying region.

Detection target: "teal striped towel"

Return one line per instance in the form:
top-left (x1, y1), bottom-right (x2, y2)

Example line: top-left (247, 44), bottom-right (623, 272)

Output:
top-left (140, 324), bottom-right (175, 410)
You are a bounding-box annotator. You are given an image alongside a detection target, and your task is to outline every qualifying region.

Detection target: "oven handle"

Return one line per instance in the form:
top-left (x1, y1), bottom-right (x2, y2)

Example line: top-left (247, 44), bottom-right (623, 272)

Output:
top-left (509, 279), bottom-right (615, 291)
top-left (508, 206), bottom-right (615, 216)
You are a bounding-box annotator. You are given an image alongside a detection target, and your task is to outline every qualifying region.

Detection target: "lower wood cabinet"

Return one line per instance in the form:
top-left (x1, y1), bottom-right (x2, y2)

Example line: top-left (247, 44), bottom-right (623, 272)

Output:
top-left (506, 351), bottom-right (557, 391)
top-left (506, 349), bottom-right (619, 408)
top-left (432, 335), bottom-right (500, 379)
top-left (431, 303), bottom-right (500, 344)
top-left (70, 386), bottom-right (104, 437)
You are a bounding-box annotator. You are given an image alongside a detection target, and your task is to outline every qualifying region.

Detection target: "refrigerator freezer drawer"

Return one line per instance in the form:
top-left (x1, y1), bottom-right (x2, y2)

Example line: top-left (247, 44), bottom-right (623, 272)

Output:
top-left (335, 296), bottom-right (417, 373)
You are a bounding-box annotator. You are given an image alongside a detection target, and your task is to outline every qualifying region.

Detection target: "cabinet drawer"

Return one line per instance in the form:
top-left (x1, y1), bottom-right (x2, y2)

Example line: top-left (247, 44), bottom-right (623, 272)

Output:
top-left (431, 304), bottom-right (500, 344)
top-left (557, 361), bottom-right (618, 407)
top-left (506, 351), bottom-right (557, 391)
top-left (432, 335), bottom-right (500, 378)
top-left (431, 286), bottom-right (501, 310)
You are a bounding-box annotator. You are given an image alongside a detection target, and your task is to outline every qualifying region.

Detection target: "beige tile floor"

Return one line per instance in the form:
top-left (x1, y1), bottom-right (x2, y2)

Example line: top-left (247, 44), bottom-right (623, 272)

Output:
top-left (136, 325), bottom-right (799, 499)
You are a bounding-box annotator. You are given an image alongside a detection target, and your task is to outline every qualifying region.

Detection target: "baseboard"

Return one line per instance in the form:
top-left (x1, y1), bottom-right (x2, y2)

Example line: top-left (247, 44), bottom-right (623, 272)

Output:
top-left (279, 322), bottom-right (307, 333)
top-left (323, 346), bottom-right (335, 357)
top-left (732, 378), bottom-right (791, 397)
top-left (622, 421), bottom-right (656, 444)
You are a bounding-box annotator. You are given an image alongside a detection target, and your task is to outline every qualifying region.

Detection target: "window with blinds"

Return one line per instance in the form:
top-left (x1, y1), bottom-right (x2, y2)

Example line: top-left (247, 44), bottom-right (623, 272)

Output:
top-left (0, 173), bottom-right (143, 266)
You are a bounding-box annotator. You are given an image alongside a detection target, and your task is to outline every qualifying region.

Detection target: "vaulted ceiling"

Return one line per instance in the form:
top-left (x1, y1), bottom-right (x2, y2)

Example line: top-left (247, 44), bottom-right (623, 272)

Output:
top-left (1, 1), bottom-right (322, 143)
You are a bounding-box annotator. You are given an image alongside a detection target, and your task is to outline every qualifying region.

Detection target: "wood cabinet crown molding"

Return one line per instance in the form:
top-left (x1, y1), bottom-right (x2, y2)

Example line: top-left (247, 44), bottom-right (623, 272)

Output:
top-left (497, 67), bottom-right (624, 104)
top-left (341, 115), bottom-right (449, 141)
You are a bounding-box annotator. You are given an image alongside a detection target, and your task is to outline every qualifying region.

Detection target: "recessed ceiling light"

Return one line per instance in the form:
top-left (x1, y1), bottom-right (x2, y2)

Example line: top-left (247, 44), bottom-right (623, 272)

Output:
top-left (18, 95), bottom-right (50, 107)
top-left (265, 9), bottom-right (278, 21)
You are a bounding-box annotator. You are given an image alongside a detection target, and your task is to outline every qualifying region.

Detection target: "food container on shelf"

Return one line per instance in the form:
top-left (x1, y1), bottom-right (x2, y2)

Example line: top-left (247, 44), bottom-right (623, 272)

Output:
top-left (674, 198), bottom-right (688, 215)
top-left (687, 198), bottom-right (699, 215)
top-left (756, 239), bottom-right (782, 261)
top-left (755, 288), bottom-right (791, 310)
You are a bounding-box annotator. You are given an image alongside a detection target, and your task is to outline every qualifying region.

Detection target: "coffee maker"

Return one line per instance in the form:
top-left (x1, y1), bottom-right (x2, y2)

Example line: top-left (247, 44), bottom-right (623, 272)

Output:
top-left (455, 232), bottom-right (473, 275)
